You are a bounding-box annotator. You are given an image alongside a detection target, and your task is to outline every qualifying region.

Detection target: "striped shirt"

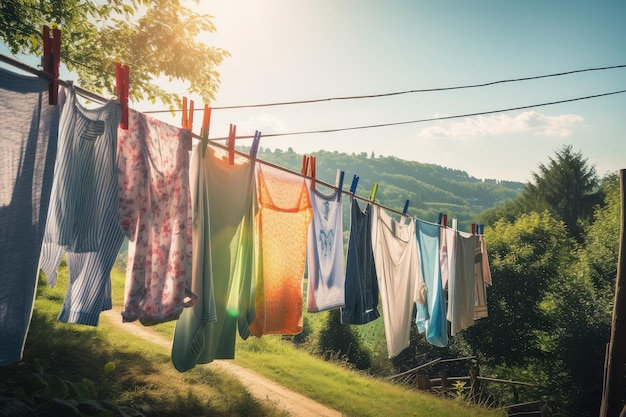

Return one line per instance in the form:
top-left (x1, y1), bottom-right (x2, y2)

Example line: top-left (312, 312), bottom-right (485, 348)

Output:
top-left (39, 85), bottom-right (123, 326)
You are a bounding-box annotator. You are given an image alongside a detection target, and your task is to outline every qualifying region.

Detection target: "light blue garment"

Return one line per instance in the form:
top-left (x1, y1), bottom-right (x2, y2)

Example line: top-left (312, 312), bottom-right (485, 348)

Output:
top-left (38, 85), bottom-right (123, 326)
top-left (415, 219), bottom-right (448, 347)
top-left (0, 67), bottom-right (60, 365)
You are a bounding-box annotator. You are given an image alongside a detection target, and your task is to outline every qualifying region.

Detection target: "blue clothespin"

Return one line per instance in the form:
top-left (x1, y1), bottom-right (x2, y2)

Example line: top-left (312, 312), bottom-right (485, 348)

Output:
top-left (402, 200), bottom-right (410, 215)
top-left (250, 130), bottom-right (261, 159)
top-left (349, 175), bottom-right (359, 194)
top-left (438, 212), bottom-right (444, 225)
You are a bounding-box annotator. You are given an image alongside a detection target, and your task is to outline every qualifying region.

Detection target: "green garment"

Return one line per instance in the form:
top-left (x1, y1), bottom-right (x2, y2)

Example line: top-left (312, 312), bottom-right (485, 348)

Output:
top-left (172, 144), bottom-right (255, 372)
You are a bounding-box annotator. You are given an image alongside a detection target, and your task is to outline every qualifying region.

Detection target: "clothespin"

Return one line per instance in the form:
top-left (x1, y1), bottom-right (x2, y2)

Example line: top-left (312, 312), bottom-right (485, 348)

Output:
top-left (200, 104), bottom-right (211, 157)
top-left (115, 62), bottom-right (129, 130)
top-left (181, 97), bottom-right (194, 151)
top-left (181, 97), bottom-right (195, 130)
top-left (479, 224), bottom-right (485, 235)
top-left (309, 156), bottom-right (317, 191)
top-left (349, 175), bottom-right (359, 194)
top-left (369, 183), bottom-right (378, 202)
top-left (471, 223), bottom-right (476, 235)
top-left (227, 124), bottom-right (236, 165)
top-left (42, 26), bottom-right (61, 105)
top-left (335, 170), bottom-right (345, 201)
top-left (402, 200), bottom-right (410, 215)
top-left (443, 214), bottom-right (448, 227)
top-left (301, 155), bottom-right (310, 175)
top-left (250, 130), bottom-right (261, 159)
top-left (438, 212), bottom-right (444, 225)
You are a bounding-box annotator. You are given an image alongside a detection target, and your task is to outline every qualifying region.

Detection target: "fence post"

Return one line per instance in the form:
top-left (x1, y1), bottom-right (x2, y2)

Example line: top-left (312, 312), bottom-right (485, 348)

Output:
top-left (600, 169), bottom-right (626, 417)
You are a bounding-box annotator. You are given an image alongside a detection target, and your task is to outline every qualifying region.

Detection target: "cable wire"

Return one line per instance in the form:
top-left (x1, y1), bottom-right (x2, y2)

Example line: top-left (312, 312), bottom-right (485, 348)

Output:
top-left (200, 89), bottom-right (626, 140)
top-left (142, 64), bottom-right (626, 113)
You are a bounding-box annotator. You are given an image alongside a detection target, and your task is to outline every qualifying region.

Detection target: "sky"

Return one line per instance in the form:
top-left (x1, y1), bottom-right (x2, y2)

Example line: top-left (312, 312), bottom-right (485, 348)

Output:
top-left (2, 1), bottom-right (625, 183)
top-left (161, 0), bottom-right (625, 183)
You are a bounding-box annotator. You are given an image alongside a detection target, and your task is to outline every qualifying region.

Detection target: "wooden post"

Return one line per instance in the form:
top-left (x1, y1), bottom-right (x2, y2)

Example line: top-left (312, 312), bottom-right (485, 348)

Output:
top-left (440, 369), bottom-right (448, 396)
top-left (600, 169), bottom-right (626, 417)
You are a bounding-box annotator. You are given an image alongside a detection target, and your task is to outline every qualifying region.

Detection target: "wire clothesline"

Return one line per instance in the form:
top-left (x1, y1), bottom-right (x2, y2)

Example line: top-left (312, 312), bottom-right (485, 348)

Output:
top-left (143, 64), bottom-right (626, 112)
top-left (3, 51), bottom-right (625, 141)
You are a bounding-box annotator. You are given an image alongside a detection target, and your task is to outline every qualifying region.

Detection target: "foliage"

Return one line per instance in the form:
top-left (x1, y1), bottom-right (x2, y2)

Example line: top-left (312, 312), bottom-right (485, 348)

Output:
top-left (0, 0), bottom-right (229, 106)
top-left (255, 147), bottom-right (524, 231)
top-left (520, 145), bottom-right (600, 241)
top-left (462, 212), bottom-right (575, 366)
top-left (317, 309), bottom-right (372, 370)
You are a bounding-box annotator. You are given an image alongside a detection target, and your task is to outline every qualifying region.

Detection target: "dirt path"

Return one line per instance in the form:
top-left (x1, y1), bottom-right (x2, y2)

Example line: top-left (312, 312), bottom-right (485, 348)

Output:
top-left (101, 310), bottom-right (342, 417)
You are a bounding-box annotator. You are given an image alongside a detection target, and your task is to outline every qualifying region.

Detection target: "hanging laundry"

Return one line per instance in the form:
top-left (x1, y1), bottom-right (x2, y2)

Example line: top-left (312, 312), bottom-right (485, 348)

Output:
top-left (172, 143), bottom-right (256, 372)
top-left (305, 182), bottom-right (345, 312)
top-left (479, 233), bottom-right (492, 286)
top-left (371, 205), bottom-right (426, 358)
top-left (118, 109), bottom-right (194, 325)
top-left (415, 219), bottom-right (448, 347)
top-left (448, 229), bottom-right (477, 335)
top-left (0, 67), bottom-right (61, 365)
top-left (249, 163), bottom-right (312, 337)
top-left (38, 85), bottom-right (123, 326)
top-left (474, 235), bottom-right (489, 319)
top-left (341, 197), bottom-right (380, 325)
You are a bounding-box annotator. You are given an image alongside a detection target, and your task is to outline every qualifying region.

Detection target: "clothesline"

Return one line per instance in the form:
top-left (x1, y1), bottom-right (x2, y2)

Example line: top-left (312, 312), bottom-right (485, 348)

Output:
top-left (0, 52), bottom-right (417, 222)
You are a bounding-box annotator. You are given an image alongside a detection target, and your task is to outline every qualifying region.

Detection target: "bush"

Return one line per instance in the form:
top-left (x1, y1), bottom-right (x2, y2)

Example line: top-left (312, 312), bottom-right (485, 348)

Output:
top-left (317, 310), bottom-right (372, 370)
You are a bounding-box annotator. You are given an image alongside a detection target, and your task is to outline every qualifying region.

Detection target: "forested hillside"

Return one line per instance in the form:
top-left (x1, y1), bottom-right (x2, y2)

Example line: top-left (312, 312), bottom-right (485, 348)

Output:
top-left (254, 147), bottom-right (524, 229)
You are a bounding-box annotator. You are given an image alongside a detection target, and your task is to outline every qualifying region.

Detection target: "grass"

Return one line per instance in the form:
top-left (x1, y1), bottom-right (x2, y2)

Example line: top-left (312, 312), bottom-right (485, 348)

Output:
top-left (12, 261), bottom-right (505, 417)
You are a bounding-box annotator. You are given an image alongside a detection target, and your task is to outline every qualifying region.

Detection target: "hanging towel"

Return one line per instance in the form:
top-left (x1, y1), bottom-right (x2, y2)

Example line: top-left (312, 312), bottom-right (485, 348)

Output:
top-left (118, 109), bottom-right (194, 325)
top-left (306, 184), bottom-right (345, 312)
top-left (39, 85), bottom-right (123, 326)
top-left (0, 67), bottom-right (61, 365)
top-left (341, 197), bottom-right (380, 325)
top-left (172, 144), bottom-right (256, 372)
top-left (249, 163), bottom-right (312, 337)
top-left (448, 230), bottom-right (477, 335)
top-left (371, 205), bottom-right (426, 358)
top-left (415, 219), bottom-right (448, 347)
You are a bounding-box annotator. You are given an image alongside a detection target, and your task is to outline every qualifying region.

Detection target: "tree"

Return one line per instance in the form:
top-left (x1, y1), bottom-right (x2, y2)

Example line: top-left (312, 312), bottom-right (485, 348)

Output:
top-left (521, 145), bottom-right (600, 241)
top-left (462, 211), bottom-right (575, 367)
top-left (0, 0), bottom-right (229, 106)
top-left (317, 309), bottom-right (371, 370)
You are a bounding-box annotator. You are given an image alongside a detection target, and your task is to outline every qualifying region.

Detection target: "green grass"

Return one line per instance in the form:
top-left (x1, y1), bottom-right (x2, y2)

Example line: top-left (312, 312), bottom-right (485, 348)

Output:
top-left (15, 262), bottom-right (504, 417)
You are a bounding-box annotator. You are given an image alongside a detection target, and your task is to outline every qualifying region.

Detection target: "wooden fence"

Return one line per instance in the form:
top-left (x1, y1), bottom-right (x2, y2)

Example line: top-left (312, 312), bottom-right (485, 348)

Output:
top-left (387, 356), bottom-right (546, 417)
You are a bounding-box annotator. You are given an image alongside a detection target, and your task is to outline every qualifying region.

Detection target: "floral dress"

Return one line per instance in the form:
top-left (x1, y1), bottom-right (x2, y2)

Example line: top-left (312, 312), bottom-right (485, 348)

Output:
top-left (118, 109), bottom-right (195, 325)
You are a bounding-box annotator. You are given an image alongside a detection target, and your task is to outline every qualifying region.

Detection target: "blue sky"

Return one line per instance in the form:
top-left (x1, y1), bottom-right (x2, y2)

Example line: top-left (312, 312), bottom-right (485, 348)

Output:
top-left (172, 0), bottom-right (626, 182)
top-left (2, 1), bottom-right (624, 182)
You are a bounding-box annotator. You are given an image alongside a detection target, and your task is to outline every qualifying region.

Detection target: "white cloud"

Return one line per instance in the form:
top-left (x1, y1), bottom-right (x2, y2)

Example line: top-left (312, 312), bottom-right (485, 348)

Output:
top-left (416, 111), bottom-right (584, 139)
top-left (239, 113), bottom-right (288, 134)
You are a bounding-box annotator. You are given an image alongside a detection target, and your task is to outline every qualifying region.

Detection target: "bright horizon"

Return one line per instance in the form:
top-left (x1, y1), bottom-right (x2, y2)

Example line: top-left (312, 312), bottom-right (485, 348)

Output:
top-left (2, 1), bottom-right (624, 183)
top-left (176, 0), bottom-right (626, 183)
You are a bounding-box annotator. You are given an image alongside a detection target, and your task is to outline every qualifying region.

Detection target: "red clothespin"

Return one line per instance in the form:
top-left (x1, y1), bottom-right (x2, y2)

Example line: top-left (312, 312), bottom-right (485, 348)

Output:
top-left (309, 156), bottom-right (317, 191)
top-left (471, 223), bottom-right (476, 235)
top-left (200, 104), bottom-right (211, 157)
top-left (301, 155), bottom-right (309, 175)
top-left (227, 124), bottom-right (236, 165)
top-left (42, 26), bottom-right (61, 105)
top-left (443, 214), bottom-right (448, 227)
top-left (115, 62), bottom-right (129, 129)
